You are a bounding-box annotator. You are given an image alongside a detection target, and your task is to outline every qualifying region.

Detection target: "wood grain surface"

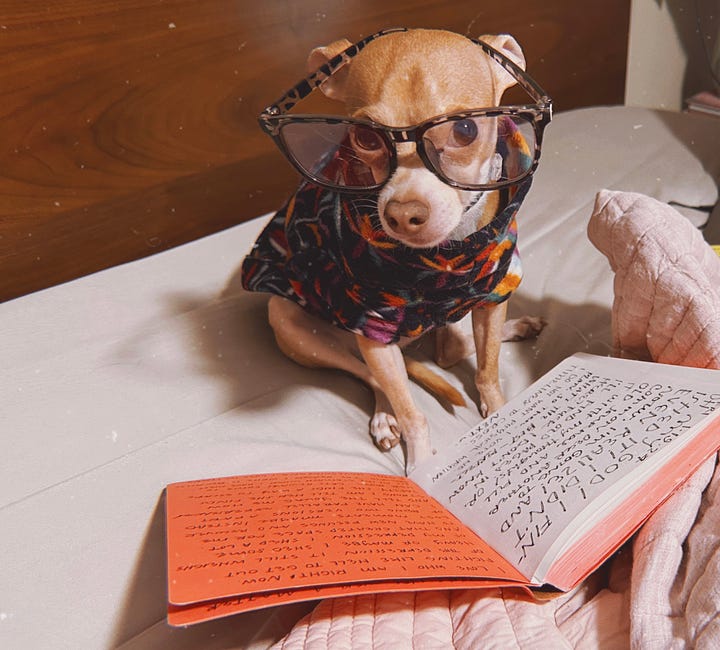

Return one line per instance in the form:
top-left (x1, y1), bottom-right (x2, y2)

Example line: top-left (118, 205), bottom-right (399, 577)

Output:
top-left (0, 0), bottom-right (630, 300)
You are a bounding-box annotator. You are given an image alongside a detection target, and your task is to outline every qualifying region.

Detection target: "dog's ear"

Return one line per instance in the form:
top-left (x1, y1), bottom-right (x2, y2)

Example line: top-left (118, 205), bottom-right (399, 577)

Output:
top-left (479, 34), bottom-right (526, 98)
top-left (307, 38), bottom-right (353, 102)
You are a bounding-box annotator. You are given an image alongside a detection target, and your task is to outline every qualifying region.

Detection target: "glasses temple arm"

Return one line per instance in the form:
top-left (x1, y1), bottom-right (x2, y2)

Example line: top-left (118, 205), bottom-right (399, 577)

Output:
top-left (261, 28), bottom-right (552, 118)
top-left (475, 38), bottom-right (552, 108)
top-left (261, 27), bottom-right (409, 117)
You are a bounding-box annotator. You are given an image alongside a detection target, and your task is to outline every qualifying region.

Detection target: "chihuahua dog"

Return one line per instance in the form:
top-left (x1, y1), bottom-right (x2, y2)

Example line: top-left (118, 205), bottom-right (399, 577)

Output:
top-left (243, 28), bottom-right (549, 473)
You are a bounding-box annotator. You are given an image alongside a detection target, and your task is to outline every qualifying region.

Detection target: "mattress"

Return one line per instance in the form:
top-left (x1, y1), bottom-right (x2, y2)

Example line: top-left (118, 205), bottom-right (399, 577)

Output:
top-left (2, 106), bottom-right (719, 649)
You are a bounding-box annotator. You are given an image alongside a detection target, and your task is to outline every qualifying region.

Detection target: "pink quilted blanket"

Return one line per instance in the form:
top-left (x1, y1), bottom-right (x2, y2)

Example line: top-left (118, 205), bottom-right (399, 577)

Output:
top-left (588, 189), bottom-right (720, 369)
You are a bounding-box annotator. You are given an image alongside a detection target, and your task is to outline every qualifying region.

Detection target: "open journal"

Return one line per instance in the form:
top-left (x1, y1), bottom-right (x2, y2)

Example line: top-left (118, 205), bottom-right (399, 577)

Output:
top-left (165, 353), bottom-right (720, 626)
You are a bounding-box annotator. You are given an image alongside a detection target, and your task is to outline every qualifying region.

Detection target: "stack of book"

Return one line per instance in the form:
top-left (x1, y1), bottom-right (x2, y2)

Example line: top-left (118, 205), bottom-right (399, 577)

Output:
top-left (686, 91), bottom-right (720, 117)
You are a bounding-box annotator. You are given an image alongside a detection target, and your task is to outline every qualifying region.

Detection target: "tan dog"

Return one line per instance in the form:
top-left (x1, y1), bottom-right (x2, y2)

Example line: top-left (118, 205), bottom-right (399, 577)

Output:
top-left (257, 29), bottom-right (546, 472)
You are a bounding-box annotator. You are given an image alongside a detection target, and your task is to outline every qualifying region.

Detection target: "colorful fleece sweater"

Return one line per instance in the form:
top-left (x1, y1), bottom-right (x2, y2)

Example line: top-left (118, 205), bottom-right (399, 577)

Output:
top-left (240, 174), bottom-right (529, 344)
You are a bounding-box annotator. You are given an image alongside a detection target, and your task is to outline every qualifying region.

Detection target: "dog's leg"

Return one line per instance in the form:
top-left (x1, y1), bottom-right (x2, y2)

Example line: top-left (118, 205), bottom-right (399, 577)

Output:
top-left (355, 334), bottom-right (432, 473)
top-left (435, 315), bottom-right (545, 368)
top-left (434, 321), bottom-right (475, 369)
top-left (472, 301), bottom-right (508, 418)
top-left (269, 295), bottom-right (370, 375)
top-left (268, 296), bottom-right (404, 454)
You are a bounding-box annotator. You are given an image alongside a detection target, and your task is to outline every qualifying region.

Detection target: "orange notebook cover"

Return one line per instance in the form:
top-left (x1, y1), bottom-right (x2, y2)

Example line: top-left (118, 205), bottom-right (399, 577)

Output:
top-left (166, 471), bottom-right (527, 626)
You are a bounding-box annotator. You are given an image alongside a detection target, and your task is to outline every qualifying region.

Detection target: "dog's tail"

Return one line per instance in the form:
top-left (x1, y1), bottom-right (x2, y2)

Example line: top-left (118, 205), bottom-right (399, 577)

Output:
top-left (405, 358), bottom-right (466, 407)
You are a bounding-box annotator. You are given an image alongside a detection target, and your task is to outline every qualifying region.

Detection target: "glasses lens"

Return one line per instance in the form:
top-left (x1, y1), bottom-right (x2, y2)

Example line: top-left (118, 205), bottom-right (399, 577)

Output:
top-left (422, 114), bottom-right (535, 188)
top-left (279, 121), bottom-right (391, 188)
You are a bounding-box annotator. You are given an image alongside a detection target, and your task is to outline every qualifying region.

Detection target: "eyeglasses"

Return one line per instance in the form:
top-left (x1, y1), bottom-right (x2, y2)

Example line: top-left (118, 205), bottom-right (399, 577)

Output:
top-left (258, 27), bottom-right (553, 193)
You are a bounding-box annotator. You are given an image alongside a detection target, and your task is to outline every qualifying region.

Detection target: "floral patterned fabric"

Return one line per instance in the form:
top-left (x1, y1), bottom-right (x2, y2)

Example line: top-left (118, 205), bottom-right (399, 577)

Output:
top-left (241, 174), bottom-right (530, 344)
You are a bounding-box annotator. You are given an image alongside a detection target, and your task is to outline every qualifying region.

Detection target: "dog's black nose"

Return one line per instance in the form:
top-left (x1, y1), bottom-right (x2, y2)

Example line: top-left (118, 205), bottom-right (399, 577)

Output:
top-left (384, 200), bottom-right (429, 235)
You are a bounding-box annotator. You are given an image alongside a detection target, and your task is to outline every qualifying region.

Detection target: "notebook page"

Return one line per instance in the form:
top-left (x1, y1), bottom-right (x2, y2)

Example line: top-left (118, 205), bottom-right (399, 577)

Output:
top-left (411, 354), bottom-right (720, 581)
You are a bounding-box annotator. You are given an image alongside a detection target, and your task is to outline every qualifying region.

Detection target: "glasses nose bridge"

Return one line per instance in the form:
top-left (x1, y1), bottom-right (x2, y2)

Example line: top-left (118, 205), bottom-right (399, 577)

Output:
top-left (385, 126), bottom-right (426, 167)
top-left (386, 126), bottom-right (420, 145)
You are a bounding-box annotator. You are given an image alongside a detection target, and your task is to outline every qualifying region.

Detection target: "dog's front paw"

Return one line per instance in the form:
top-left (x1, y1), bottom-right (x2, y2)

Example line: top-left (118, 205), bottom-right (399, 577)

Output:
top-left (404, 438), bottom-right (434, 475)
top-left (501, 315), bottom-right (546, 342)
top-left (477, 384), bottom-right (506, 419)
top-left (398, 413), bottom-right (433, 475)
top-left (370, 411), bottom-right (401, 450)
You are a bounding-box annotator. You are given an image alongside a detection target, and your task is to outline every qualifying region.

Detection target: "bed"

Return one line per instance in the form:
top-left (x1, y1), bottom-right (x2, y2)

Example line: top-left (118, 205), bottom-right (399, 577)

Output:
top-left (3, 2), bottom-right (720, 649)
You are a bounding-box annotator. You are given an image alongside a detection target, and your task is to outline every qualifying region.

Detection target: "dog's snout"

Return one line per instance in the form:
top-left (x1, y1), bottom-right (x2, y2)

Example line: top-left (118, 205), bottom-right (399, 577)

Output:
top-left (384, 200), bottom-right (429, 235)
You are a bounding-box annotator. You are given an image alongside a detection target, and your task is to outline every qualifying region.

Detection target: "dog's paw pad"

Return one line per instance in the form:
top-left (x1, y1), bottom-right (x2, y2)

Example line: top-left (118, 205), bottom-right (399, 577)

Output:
top-left (370, 412), bottom-right (400, 450)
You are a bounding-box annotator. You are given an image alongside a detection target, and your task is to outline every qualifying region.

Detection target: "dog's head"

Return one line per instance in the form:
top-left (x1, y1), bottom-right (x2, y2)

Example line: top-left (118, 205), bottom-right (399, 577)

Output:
top-left (308, 29), bottom-right (527, 248)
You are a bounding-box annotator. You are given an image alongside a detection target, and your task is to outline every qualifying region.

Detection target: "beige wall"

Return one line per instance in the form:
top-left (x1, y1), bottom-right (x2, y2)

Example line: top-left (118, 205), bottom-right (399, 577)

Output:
top-left (625, 0), bottom-right (719, 110)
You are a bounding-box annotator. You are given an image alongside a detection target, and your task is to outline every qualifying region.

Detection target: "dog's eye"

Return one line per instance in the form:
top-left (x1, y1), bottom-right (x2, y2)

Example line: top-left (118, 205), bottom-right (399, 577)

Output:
top-left (350, 126), bottom-right (384, 151)
top-left (451, 119), bottom-right (478, 147)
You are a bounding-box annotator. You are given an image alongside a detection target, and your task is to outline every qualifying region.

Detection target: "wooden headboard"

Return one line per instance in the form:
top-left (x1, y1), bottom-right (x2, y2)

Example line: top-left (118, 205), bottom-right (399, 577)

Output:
top-left (0, 1), bottom-right (630, 301)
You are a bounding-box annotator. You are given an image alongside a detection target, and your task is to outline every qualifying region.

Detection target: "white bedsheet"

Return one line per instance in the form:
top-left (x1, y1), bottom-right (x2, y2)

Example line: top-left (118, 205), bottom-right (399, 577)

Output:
top-left (1, 107), bottom-right (719, 649)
